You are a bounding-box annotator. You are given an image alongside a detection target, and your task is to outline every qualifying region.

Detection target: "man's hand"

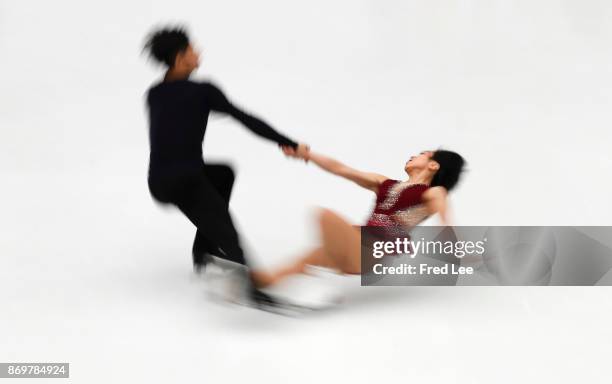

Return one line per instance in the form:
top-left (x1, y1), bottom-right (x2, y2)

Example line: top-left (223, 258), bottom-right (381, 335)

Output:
top-left (280, 143), bottom-right (310, 162)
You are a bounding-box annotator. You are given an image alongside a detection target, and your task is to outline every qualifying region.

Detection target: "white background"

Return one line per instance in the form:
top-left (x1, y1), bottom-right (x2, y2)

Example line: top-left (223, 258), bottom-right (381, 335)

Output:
top-left (1, 1), bottom-right (612, 383)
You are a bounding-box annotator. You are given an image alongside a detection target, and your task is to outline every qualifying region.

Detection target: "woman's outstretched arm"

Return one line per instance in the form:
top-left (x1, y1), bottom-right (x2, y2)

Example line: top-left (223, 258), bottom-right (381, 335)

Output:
top-left (282, 146), bottom-right (388, 193)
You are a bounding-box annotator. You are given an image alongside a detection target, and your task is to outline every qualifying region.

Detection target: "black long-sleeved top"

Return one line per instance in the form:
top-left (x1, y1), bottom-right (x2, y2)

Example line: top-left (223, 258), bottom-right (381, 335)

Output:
top-left (145, 79), bottom-right (298, 179)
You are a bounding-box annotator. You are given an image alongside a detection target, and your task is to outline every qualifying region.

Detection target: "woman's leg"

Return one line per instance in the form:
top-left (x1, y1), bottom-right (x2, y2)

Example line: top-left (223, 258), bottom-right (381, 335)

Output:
top-left (317, 208), bottom-right (362, 274)
top-left (252, 208), bottom-right (361, 287)
top-left (251, 246), bottom-right (337, 287)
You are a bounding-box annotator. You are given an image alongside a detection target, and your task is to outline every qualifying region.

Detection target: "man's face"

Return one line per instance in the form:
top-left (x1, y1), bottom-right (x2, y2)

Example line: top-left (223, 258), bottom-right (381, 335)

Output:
top-left (175, 44), bottom-right (200, 71)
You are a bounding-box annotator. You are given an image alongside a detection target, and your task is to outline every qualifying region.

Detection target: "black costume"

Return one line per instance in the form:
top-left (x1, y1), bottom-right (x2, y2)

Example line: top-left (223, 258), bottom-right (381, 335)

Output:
top-left (146, 78), bottom-right (298, 267)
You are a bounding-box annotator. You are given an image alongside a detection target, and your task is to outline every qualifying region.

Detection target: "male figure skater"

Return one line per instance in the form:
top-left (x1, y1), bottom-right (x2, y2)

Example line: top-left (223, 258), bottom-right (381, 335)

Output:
top-left (142, 25), bottom-right (309, 308)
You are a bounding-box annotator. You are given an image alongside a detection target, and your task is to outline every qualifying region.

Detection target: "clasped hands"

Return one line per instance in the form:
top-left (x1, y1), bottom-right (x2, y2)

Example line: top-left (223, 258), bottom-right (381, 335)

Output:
top-left (279, 143), bottom-right (310, 163)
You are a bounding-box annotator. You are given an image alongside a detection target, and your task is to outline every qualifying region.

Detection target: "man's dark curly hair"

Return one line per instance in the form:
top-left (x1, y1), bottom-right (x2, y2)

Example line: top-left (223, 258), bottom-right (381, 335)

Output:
top-left (142, 25), bottom-right (190, 67)
top-left (429, 149), bottom-right (466, 192)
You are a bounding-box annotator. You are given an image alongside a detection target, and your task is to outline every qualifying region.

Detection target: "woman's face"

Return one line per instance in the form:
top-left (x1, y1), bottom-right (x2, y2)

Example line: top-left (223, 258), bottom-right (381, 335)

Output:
top-left (405, 150), bottom-right (435, 173)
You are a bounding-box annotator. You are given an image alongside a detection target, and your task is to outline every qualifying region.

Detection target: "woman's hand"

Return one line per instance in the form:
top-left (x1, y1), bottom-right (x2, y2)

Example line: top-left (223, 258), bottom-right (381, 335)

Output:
top-left (280, 144), bottom-right (387, 193)
top-left (280, 143), bottom-right (310, 162)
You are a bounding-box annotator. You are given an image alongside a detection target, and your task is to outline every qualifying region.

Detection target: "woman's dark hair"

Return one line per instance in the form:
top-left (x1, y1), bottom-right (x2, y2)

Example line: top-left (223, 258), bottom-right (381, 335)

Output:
top-left (429, 149), bottom-right (466, 192)
top-left (142, 25), bottom-right (190, 67)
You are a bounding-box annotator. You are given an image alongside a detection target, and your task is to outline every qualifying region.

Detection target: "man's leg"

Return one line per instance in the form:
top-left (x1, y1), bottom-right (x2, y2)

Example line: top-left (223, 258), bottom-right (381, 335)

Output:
top-left (175, 170), bottom-right (247, 266)
top-left (156, 171), bottom-right (289, 311)
top-left (191, 163), bottom-right (236, 265)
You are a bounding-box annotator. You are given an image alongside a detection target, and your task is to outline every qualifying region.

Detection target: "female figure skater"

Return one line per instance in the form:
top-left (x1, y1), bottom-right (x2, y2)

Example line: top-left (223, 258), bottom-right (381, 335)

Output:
top-left (252, 147), bottom-right (466, 287)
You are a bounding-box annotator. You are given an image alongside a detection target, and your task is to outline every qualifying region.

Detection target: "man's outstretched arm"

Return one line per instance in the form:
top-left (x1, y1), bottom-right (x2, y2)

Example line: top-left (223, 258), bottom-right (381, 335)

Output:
top-left (203, 82), bottom-right (299, 149)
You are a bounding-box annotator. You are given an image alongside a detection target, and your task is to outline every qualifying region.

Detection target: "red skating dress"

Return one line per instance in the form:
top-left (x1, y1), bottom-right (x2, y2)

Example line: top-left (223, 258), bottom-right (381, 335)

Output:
top-left (366, 179), bottom-right (431, 228)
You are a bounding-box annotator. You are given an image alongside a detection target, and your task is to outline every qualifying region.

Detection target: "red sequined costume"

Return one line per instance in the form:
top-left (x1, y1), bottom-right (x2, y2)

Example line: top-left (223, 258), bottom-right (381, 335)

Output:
top-left (366, 179), bottom-right (431, 228)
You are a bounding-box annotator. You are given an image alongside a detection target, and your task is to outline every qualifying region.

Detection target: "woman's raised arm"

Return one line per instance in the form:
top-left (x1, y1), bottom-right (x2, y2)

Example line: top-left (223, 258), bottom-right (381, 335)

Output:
top-left (282, 146), bottom-right (388, 193)
top-left (422, 186), bottom-right (451, 226)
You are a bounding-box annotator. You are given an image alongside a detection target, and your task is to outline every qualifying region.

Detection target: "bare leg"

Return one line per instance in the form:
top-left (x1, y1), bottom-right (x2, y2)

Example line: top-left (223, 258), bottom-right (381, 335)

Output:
top-left (251, 246), bottom-right (336, 287)
top-left (251, 208), bottom-right (361, 287)
top-left (317, 208), bottom-right (362, 274)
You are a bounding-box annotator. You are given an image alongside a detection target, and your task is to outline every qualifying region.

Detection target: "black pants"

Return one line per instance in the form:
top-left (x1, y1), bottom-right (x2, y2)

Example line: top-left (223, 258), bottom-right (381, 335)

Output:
top-left (148, 163), bottom-right (247, 266)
